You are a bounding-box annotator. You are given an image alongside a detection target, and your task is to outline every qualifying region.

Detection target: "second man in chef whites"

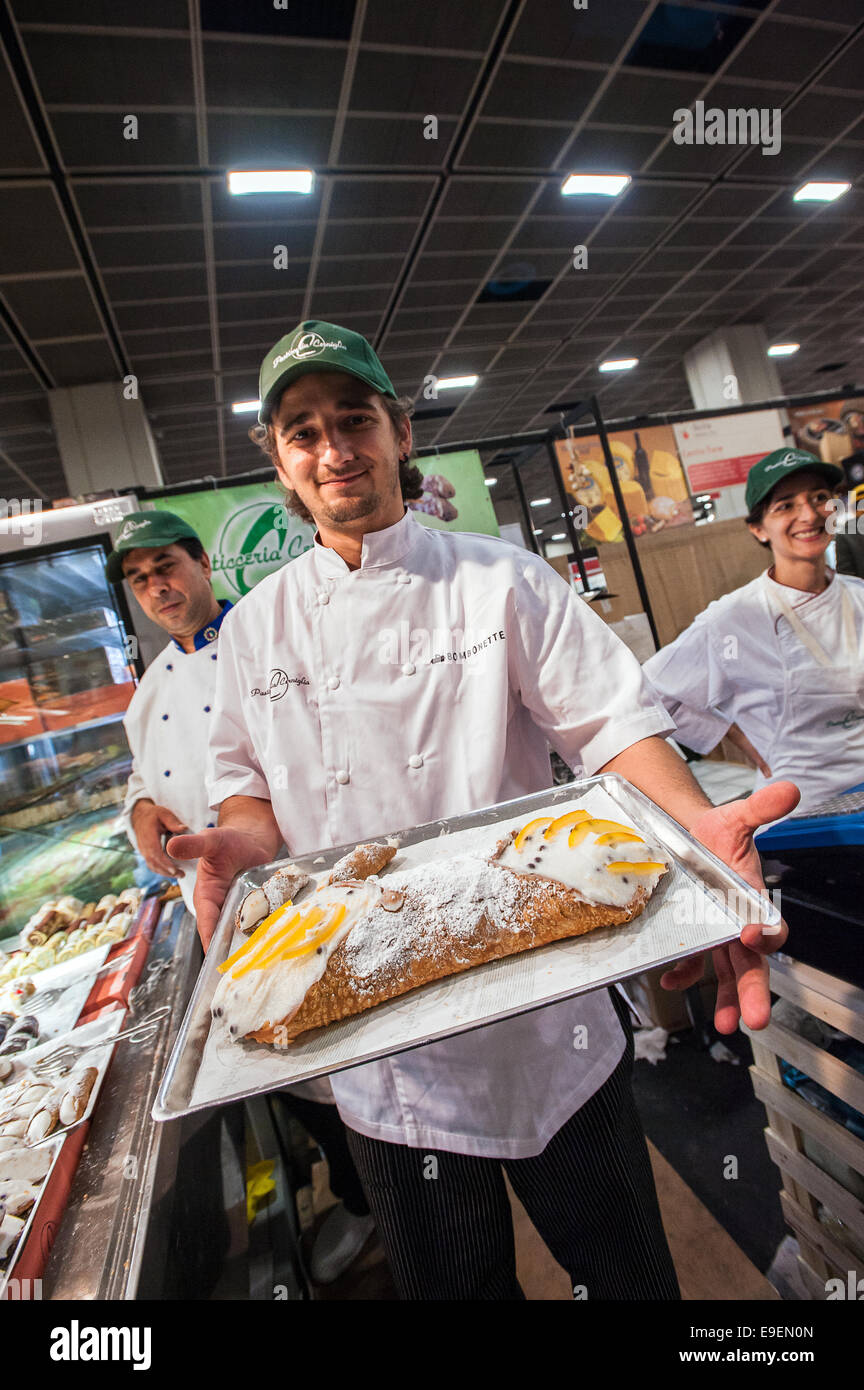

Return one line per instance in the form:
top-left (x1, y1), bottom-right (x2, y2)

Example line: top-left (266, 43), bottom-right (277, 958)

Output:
top-left (109, 510), bottom-right (376, 1286)
top-left (170, 319), bottom-right (796, 1301)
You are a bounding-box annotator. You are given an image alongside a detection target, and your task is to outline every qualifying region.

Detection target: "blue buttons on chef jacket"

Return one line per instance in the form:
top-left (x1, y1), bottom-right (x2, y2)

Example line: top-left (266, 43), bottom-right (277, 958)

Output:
top-left (335, 769), bottom-right (350, 784)
top-left (162, 713), bottom-right (169, 720)
top-left (207, 822), bottom-right (215, 828)
top-left (211, 653), bottom-right (217, 660)
top-left (164, 770), bottom-right (171, 777)
top-left (166, 663), bottom-right (173, 671)
top-left (204, 705), bottom-right (211, 712)
top-left (408, 754), bottom-right (423, 769)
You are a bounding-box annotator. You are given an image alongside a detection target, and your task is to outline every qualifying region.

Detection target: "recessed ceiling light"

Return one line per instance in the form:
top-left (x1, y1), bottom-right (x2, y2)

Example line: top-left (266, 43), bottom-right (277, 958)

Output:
top-left (767, 342), bottom-right (800, 357)
top-left (793, 181), bottom-right (850, 203)
top-left (599, 357), bottom-right (638, 372)
top-left (437, 375), bottom-right (479, 390)
top-left (228, 169), bottom-right (315, 196)
top-left (561, 173), bottom-right (631, 197)
top-left (231, 399), bottom-right (261, 414)
top-left (550, 533), bottom-right (567, 541)
top-left (530, 497), bottom-right (552, 507)
top-left (533, 528), bottom-right (543, 535)
top-left (484, 476), bottom-right (498, 486)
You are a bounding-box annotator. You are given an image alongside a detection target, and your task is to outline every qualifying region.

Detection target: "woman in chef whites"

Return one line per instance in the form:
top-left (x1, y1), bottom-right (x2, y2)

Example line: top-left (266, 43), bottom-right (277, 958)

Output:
top-left (644, 448), bottom-right (864, 814)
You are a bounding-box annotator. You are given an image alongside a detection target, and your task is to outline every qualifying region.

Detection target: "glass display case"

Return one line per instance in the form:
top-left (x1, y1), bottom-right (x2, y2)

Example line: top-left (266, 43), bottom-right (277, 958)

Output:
top-left (0, 537), bottom-right (141, 936)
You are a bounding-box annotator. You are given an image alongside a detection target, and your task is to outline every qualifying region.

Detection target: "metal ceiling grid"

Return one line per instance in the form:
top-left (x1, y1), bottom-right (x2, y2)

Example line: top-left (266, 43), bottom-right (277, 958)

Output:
top-left (0, 0), bottom-right (860, 503)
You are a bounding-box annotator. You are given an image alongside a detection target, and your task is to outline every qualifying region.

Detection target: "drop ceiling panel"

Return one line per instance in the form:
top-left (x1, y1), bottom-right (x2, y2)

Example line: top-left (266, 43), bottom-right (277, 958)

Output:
top-left (0, 186), bottom-right (77, 274)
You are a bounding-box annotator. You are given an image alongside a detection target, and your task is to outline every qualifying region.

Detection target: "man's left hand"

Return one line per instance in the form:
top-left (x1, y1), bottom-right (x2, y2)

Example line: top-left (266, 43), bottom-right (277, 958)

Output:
top-left (660, 780), bottom-right (799, 1033)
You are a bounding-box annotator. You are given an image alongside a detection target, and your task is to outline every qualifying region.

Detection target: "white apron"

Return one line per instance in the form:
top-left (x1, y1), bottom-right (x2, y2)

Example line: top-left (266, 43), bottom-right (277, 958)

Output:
top-left (760, 577), bottom-right (864, 814)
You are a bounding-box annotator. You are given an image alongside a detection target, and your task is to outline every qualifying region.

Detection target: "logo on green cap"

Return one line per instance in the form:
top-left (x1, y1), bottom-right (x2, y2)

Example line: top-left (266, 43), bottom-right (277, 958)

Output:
top-left (273, 330), bottom-right (346, 369)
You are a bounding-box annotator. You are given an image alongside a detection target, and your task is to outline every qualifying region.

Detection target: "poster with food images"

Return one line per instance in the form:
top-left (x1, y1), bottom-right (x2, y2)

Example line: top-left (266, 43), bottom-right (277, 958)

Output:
top-left (408, 449), bottom-right (500, 537)
top-left (788, 397), bottom-right (864, 464)
top-left (554, 426), bottom-right (694, 545)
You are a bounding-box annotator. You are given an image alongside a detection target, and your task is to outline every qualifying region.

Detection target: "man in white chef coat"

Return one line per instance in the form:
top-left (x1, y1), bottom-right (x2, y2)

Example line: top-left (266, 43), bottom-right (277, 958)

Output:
top-left (109, 511), bottom-right (376, 1284)
top-left (109, 511), bottom-right (230, 913)
top-left (170, 320), bottom-right (796, 1300)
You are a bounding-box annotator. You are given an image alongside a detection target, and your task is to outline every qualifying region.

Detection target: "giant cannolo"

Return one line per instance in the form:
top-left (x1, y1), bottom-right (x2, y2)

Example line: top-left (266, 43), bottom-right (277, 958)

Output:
top-left (212, 810), bottom-right (667, 1046)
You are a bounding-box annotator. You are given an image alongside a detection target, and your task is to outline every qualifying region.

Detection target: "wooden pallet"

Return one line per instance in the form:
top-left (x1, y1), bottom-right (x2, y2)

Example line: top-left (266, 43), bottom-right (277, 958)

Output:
top-left (744, 954), bottom-right (864, 1300)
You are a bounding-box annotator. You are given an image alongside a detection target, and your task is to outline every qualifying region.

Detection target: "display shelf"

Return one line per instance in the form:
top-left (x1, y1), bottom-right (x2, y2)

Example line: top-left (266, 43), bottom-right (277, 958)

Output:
top-left (745, 954), bottom-right (864, 1299)
top-left (0, 709), bottom-right (128, 755)
top-left (41, 901), bottom-right (208, 1299)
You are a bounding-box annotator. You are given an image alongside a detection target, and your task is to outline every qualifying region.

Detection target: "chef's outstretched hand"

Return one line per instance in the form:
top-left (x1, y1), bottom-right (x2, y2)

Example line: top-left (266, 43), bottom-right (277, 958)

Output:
top-left (660, 780), bottom-right (798, 1034)
top-left (132, 800), bottom-right (190, 879)
top-left (167, 828), bottom-right (272, 950)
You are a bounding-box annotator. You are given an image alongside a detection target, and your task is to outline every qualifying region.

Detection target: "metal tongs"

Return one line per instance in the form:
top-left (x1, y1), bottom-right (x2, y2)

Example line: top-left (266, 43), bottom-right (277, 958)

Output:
top-left (27, 952), bottom-right (136, 1015)
top-left (32, 1005), bottom-right (171, 1079)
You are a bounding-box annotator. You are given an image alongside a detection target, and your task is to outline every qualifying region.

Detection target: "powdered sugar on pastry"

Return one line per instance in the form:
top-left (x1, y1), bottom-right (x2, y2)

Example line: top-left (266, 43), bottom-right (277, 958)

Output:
top-left (341, 856), bottom-right (530, 989)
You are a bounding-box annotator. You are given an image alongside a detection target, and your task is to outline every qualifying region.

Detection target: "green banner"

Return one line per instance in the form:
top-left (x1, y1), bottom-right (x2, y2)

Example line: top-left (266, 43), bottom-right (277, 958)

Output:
top-left (149, 449), bottom-right (498, 601)
top-left (409, 450), bottom-right (499, 536)
top-left (150, 483), bottom-right (315, 602)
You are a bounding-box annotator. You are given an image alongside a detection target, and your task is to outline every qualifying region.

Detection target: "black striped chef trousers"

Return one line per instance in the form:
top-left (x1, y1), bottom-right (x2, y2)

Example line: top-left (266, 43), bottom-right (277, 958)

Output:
top-left (344, 989), bottom-right (680, 1300)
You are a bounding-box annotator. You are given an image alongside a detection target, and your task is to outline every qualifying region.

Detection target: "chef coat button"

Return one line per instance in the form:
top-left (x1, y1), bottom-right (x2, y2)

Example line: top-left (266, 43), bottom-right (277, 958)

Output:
top-left (161, 713), bottom-right (169, 721)
top-left (207, 822), bottom-right (215, 828)
top-left (204, 705), bottom-right (211, 712)
top-left (335, 769), bottom-right (350, 784)
top-left (408, 754), bottom-right (423, 769)
top-left (397, 574), bottom-right (411, 584)
top-left (211, 653), bottom-right (217, 660)
top-left (318, 591), bottom-right (330, 605)
top-left (166, 663), bottom-right (173, 671)
top-left (327, 676), bottom-right (340, 690)
top-left (401, 662), bottom-right (416, 676)
top-left (164, 770), bottom-right (171, 777)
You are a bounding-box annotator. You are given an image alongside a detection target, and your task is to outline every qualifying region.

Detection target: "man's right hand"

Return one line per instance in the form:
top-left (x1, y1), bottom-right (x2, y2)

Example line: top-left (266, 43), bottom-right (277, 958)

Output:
top-left (167, 828), bottom-right (272, 950)
top-left (131, 800), bottom-right (191, 878)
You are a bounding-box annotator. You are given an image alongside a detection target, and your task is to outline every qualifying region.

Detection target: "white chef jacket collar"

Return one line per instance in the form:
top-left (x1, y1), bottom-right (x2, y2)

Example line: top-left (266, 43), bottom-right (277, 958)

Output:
top-left (312, 507), bottom-right (420, 576)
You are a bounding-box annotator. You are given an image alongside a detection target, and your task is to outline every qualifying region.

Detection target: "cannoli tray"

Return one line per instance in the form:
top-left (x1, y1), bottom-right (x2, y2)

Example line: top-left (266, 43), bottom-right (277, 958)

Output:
top-left (0, 1008), bottom-right (129, 1150)
top-left (0, 1132), bottom-right (65, 1298)
top-left (0, 946), bottom-right (114, 1046)
top-left (154, 775), bottom-right (780, 1120)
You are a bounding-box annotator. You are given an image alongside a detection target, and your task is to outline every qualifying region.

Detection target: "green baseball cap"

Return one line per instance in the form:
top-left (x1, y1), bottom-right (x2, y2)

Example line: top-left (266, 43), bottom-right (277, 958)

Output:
top-left (257, 319), bottom-right (396, 424)
top-left (745, 447), bottom-right (844, 513)
top-left (106, 510), bottom-right (201, 583)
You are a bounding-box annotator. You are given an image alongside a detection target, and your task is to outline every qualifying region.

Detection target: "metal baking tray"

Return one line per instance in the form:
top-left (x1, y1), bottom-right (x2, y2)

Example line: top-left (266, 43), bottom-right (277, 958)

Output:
top-left (153, 775), bottom-right (780, 1121)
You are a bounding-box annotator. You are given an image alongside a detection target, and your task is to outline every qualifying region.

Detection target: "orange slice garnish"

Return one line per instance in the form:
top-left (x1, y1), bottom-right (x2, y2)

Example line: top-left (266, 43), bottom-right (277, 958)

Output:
top-left (218, 901), bottom-right (294, 974)
top-left (594, 831), bottom-right (644, 846)
top-left (246, 906), bottom-right (326, 974)
top-left (513, 817), bottom-right (553, 852)
top-left (232, 909), bottom-right (307, 978)
top-left (543, 809), bottom-right (590, 839)
top-left (605, 861), bottom-right (665, 875)
top-left (275, 903), bottom-right (348, 962)
top-left (567, 817), bottom-right (639, 847)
